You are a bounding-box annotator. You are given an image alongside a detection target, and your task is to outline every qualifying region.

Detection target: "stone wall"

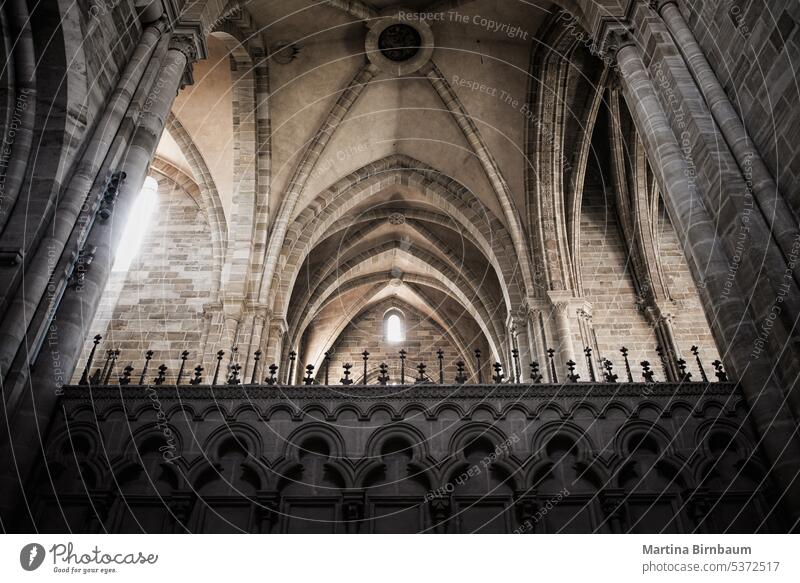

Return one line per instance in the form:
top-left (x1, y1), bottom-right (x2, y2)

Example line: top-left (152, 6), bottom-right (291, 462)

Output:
top-left (73, 177), bottom-right (214, 383)
top-left (25, 381), bottom-right (782, 533)
top-left (653, 200), bottom-right (722, 368)
top-left (682, 0), bottom-right (800, 210)
top-left (315, 299), bottom-right (480, 384)
top-left (579, 178), bottom-right (720, 380)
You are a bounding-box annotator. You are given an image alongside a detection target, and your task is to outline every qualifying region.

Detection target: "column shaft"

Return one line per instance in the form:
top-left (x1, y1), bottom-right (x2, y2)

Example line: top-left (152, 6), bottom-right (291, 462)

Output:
top-left (0, 41), bottom-right (190, 523)
top-left (616, 38), bottom-right (800, 521)
top-left (659, 1), bottom-right (800, 285)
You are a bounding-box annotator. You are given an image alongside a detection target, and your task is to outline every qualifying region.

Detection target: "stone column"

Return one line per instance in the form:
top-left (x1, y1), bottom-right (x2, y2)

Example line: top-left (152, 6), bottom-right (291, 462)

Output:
top-left (511, 314), bottom-right (532, 383)
top-left (222, 314), bottom-right (240, 352)
top-left (527, 306), bottom-right (547, 374)
top-left (547, 292), bottom-right (576, 379)
top-left (265, 317), bottom-right (288, 369)
top-left (642, 303), bottom-right (681, 381)
top-left (242, 305), bottom-right (269, 381)
top-left (611, 29), bottom-right (800, 522)
top-left (198, 303), bottom-right (216, 364)
top-left (575, 304), bottom-right (601, 380)
top-left (0, 33), bottom-right (198, 524)
top-left (0, 18), bottom-right (167, 402)
top-left (655, 0), bottom-right (800, 285)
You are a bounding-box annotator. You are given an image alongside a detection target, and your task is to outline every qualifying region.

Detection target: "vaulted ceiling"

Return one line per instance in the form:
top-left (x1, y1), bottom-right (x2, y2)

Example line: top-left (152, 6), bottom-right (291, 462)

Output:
top-left (156, 0), bottom-right (620, 368)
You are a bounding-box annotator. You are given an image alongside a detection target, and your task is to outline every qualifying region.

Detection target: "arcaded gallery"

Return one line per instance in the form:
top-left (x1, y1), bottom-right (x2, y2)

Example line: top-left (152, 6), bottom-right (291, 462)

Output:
top-left (0, 0), bottom-right (799, 535)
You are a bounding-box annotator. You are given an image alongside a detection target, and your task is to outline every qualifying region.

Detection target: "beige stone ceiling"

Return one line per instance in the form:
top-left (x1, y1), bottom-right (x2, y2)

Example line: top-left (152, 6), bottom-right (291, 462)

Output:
top-left (159, 0), bottom-right (623, 363)
top-left (163, 0), bottom-right (559, 225)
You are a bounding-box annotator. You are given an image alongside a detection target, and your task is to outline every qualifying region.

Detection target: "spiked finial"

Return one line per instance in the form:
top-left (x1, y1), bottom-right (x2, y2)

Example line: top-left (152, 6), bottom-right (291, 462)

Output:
top-left (584, 347), bottom-right (596, 382)
top-left (620, 347), bottom-right (633, 382)
top-left (154, 364), bottom-right (168, 385)
top-left (602, 359), bottom-right (618, 383)
top-left (530, 361), bottom-right (542, 384)
top-left (492, 362), bottom-right (505, 384)
top-left (566, 360), bottom-right (580, 383)
top-left (399, 349), bottom-right (407, 385)
top-left (641, 360), bottom-right (654, 383)
top-left (227, 363), bottom-right (241, 385)
top-left (80, 334), bottom-right (103, 385)
top-left (138, 350), bottom-right (154, 385)
top-left (266, 364), bottom-right (278, 385)
top-left (362, 350), bottom-right (370, 385)
top-left (546, 348), bottom-right (558, 383)
top-left (676, 358), bottom-right (692, 382)
top-left (304, 364), bottom-right (315, 385)
top-left (415, 362), bottom-right (428, 384)
top-left (251, 349), bottom-right (263, 384)
top-left (690, 345), bottom-right (708, 382)
top-left (341, 363), bottom-right (353, 385)
top-left (190, 365), bottom-right (204, 385)
top-left (212, 350), bottom-right (225, 385)
top-left (455, 361), bottom-right (467, 384)
top-left (176, 350), bottom-right (190, 385)
top-left (378, 363), bottom-right (389, 385)
top-left (119, 364), bottom-right (134, 386)
top-left (712, 360), bottom-right (728, 382)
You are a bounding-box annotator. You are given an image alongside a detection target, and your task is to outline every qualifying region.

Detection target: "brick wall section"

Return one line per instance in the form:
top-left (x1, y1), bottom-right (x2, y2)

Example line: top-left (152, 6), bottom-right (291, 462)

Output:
top-left (653, 201), bottom-right (722, 368)
top-left (682, 0), bottom-right (800, 210)
top-left (73, 180), bottom-right (214, 383)
top-left (580, 183), bottom-right (720, 380)
top-left (317, 300), bottom-right (480, 384)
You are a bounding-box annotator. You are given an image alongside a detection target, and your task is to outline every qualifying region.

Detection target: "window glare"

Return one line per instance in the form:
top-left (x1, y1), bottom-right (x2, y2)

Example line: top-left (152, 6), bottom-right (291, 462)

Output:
top-left (386, 313), bottom-right (404, 342)
top-left (112, 176), bottom-right (158, 272)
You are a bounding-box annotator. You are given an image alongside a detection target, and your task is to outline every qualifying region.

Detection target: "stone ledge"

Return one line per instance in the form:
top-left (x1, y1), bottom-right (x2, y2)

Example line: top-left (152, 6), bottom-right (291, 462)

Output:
top-left (59, 381), bottom-right (738, 402)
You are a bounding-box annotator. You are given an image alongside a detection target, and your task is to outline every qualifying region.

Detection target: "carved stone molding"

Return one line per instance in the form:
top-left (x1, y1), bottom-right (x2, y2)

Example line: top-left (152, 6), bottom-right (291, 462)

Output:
top-left (169, 33), bottom-right (199, 62)
top-left (600, 26), bottom-right (637, 59)
top-left (59, 381), bottom-right (738, 403)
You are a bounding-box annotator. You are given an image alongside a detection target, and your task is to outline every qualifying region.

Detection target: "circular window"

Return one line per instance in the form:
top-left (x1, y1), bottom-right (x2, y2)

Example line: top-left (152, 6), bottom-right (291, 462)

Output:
top-left (378, 24), bottom-right (422, 62)
top-left (366, 16), bottom-right (434, 76)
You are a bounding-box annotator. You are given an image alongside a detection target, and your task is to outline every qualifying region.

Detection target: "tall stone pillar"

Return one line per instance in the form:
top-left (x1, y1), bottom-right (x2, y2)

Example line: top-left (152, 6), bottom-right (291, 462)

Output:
top-left (610, 28), bottom-right (800, 521)
top-left (547, 292), bottom-right (576, 380)
top-left (511, 314), bottom-right (532, 383)
top-left (223, 313), bottom-right (241, 353)
top-left (526, 306), bottom-right (547, 375)
top-left (575, 303), bottom-right (601, 380)
top-left (642, 304), bottom-right (681, 381)
top-left (265, 317), bottom-right (288, 370)
top-left (654, 0), bottom-right (800, 285)
top-left (0, 31), bottom-right (200, 524)
top-left (633, 8), bottom-right (800, 407)
top-left (0, 19), bottom-right (167, 400)
top-left (242, 304), bottom-right (269, 381)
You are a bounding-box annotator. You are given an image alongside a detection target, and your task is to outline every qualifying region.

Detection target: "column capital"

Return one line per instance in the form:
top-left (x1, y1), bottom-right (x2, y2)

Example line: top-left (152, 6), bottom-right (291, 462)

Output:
top-left (600, 25), bottom-right (637, 60)
top-left (167, 26), bottom-right (205, 87)
top-left (244, 301), bottom-right (271, 321)
top-left (169, 34), bottom-right (199, 62)
top-left (220, 298), bottom-right (246, 318)
top-left (524, 299), bottom-right (549, 319)
top-left (269, 316), bottom-right (289, 334)
top-left (546, 291), bottom-right (588, 316)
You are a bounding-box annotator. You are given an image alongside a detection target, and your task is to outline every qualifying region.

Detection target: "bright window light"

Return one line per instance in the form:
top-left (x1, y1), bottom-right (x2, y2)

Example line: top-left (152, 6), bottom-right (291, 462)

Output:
top-left (386, 312), bottom-right (404, 343)
top-left (112, 176), bottom-right (158, 272)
